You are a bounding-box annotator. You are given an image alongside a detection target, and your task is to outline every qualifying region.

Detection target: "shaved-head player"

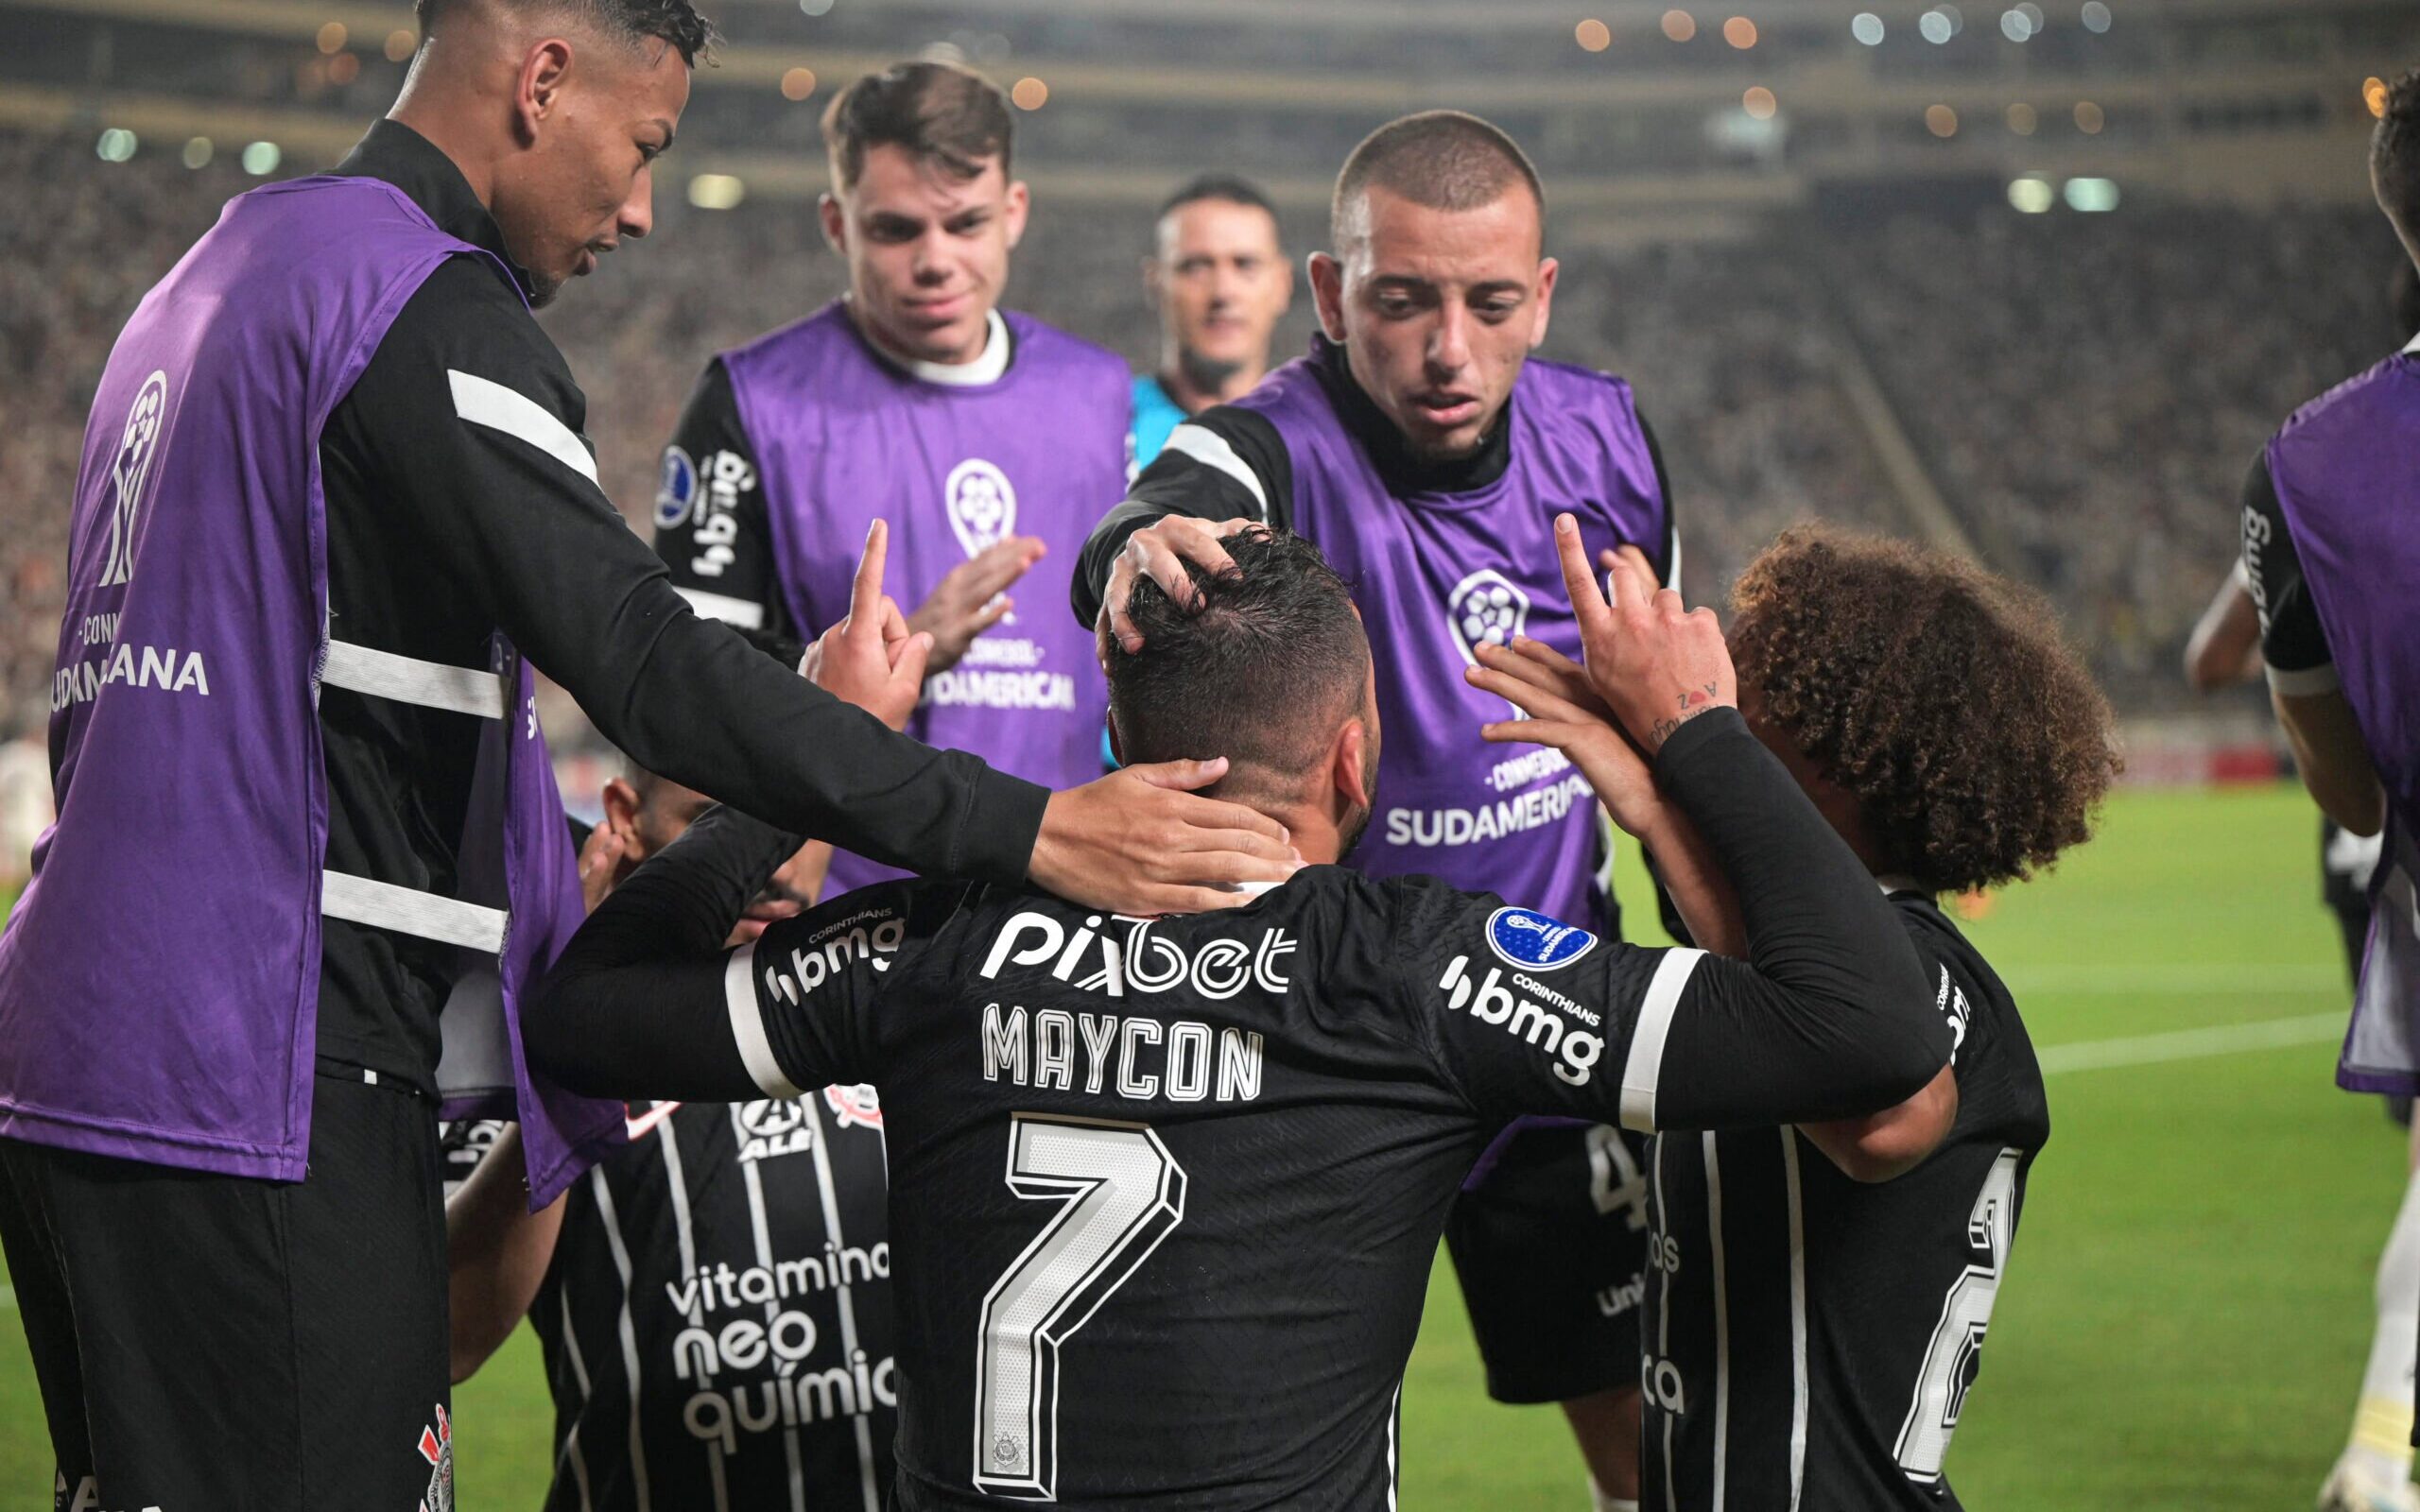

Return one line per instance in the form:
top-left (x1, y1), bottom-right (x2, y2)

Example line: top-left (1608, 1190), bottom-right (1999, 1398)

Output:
top-left (1076, 111), bottom-right (1679, 1507)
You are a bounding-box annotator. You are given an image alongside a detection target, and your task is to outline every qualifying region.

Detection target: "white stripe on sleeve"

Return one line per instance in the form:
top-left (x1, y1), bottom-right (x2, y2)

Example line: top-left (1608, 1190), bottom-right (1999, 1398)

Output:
top-left (724, 943), bottom-right (805, 1098)
top-left (676, 586), bottom-right (769, 629)
top-left (1619, 947), bottom-right (1705, 1132)
top-left (2265, 661), bottom-right (2341, 696)
top-left (448, 368), bottom-right (600, 486)
top-left (1160, 423), bottom-right (1270, 514)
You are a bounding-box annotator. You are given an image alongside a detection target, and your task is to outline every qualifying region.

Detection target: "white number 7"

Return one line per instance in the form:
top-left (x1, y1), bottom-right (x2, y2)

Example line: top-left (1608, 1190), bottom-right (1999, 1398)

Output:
top-left (975, 1114), bottom-right (1188, 1501)
top-left (1894, 1146), bottom-right (2022, 1483)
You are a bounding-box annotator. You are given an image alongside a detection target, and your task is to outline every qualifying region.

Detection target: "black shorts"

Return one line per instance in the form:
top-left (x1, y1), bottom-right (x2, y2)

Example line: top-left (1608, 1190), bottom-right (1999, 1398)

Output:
top-left (1443, 1120), bottom-right (1651, 1404)
top-left (0, 1067), bottom-right (454, 1512)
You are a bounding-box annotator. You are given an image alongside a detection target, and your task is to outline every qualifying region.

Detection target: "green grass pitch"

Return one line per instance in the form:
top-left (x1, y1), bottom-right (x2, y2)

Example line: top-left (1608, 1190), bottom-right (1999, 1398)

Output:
top-left (0, 782), bottom-right (2405, 1507)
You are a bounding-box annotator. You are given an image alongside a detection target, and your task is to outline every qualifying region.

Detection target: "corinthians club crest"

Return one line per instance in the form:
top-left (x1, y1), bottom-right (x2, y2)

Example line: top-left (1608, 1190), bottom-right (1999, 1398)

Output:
top-left (1446, 568), bottom-right (1530, 714)
top-left (98, 369), bottom-right (170, 590)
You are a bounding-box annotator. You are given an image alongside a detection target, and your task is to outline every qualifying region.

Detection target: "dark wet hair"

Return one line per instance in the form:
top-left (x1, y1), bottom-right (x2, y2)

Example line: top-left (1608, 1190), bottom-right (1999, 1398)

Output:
top-left (1107, 529), bottom-right (1368, 799)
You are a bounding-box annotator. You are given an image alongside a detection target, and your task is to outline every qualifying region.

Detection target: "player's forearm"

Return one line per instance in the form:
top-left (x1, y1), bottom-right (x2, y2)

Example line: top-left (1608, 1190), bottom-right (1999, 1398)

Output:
top-left (444, 1124), bottom-right (566, 1383)
top-left (2274, 687), bottom-right (2387, 836)
top-left (1633, 810), bottom-right (1744, 958)
top-left (1647, 711), bottom-right (1947, 1127)
top-left (528, 807), bottom-right (797, 1101)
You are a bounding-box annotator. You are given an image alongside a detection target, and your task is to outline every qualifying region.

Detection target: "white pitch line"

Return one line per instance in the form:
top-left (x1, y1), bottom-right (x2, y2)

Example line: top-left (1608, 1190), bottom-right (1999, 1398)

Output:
top-left (2036, 1012), bottom-right (2345, 1075)
top-left (2004, 964), bottom-right (2345, 994)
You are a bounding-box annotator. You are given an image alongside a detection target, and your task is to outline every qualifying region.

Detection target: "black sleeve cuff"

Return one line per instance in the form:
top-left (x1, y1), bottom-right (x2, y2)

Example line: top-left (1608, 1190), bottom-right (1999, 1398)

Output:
top-left (959, 767), bottom-right (1053, 886)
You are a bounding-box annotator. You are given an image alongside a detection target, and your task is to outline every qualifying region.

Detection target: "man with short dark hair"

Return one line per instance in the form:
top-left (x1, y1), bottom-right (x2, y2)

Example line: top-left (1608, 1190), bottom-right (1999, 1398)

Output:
top-left (1132, 173), bottom-right (1293, 465)
top-left (1077, 108), bottom-right (1680, 1507)
top-left (0, 8), bottom-right (1288, 1503)
top-left (524, 524), bottom-right (1952, 1509)
top-left (653, 60), bottom-right (1134, 899)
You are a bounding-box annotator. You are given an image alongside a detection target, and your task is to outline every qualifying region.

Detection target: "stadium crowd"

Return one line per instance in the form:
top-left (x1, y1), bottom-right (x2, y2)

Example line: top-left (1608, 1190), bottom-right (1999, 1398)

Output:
top-left (2, 126), bottom-right (2405, 733)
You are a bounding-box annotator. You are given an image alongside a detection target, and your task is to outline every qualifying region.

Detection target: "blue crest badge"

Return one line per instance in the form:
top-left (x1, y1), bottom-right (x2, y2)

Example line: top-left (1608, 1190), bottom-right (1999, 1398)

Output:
top-left (1486, 906), bottom-right (1599, 971)
top-left (654, 445), bottom-right (698, 530)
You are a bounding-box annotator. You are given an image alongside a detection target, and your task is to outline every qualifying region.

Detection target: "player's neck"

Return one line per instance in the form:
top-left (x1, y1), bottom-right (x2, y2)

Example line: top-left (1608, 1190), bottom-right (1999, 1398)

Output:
top-left (847, 300), bottom-right (1009, 385)
top-left (1160, 349), bottom-right (1262, 414)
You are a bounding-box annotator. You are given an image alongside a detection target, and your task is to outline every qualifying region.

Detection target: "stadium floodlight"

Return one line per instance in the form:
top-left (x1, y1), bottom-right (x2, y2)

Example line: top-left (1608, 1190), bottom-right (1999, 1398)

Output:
top-left (2007, 177), bottom-right (2055, 213)
top-left (2018, 3), bottom-right (2045, 27)
top-left (1920, 9), bottom-right (1954, 43)
top-left (95, 129), bottom-right (137, 163)
top-left (798, 0), bottom-right (835, 13)
top-left (1852, 12), bottom-right (1885, 44)
top-left (2081, 1), bottom-right (2112, 33)
top-left (688, 174), bottom-right (747, 211)
top-left (2000, 9), bottom-right (2033, 42)
top-left (182, 136), bottom-right (213, 169)
top-left (242, 141), bottom-right (281, 175)
top-left (2064, 177), bottom-right (2119, 211)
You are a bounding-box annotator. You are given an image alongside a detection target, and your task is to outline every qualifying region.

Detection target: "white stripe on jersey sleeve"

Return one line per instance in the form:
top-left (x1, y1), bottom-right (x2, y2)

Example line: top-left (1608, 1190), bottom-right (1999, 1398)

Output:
top-left (1620, 947), bottom-right (1706, 1132)
top-left (676, 585), bottom-right (769, 629)
top-left (447, 368), bottom-right (600, 486)
top-left (1160, 423), bottom-right (1270, 514)
top-left (725, 942), bottom-right (806, 1098)
top-left (2264, 660), bottom-right (2341, 696)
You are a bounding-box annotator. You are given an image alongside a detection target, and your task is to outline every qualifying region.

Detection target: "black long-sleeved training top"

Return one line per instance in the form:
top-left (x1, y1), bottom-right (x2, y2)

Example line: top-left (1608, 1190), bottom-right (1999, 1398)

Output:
top-left (310, 120), bottom-right (1046, 1091)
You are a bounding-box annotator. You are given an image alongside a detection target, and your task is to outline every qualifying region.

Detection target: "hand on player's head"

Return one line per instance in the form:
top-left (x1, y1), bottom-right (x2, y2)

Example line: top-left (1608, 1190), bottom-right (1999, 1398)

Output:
top-left (808, 518), bottom-right (931, 730)
top-left (1553, 512), bottom-right (1736, 756)
top-left (1097, 515), bottom-right (1266, 662)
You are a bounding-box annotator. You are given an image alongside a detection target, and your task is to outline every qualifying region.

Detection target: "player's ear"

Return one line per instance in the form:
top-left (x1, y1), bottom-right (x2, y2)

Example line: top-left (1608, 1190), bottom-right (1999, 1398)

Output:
top-left (818, 192), bottom-right (846, 255)
top-left (600, 778), bottom-right (644, 848)
top-left (1332, 716), bottom-right (1373, 815)
top-left (1003, 180), bottom-right (1030, 249)
top-left (1307, 252), bottom-right (1346, 342)
top-left (1529, 255), bottom-right (1559, 349)
top-left (513, 37), bottom-right (574, 141)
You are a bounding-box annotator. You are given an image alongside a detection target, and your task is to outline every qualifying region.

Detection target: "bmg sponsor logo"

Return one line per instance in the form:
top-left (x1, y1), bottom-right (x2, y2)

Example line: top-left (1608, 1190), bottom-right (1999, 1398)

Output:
top-left (1438, 954), bottom-right (1605, 1085)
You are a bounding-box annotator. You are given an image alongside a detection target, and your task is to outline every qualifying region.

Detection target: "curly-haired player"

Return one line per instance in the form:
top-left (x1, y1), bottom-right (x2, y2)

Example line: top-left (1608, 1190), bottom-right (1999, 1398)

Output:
top-left (1471, 520), bottom-right (2118, 1510)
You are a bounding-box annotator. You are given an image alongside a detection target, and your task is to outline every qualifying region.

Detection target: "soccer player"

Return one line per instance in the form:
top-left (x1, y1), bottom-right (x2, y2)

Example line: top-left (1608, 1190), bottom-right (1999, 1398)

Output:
top-left (448, 639), bottom-right (901, 1510)
top-left (1132, 174), bottom-right (1293, 466)
top-left (524, 525), bottom-right (1953, 1508)
top-left (2248, 74), bottom-right (2420, 1510)
top-left (1470, 524), bottom-right (2117, 1508)
top-left (653, 60), bottom-right (1131, 898)
top-left (1076, 110), bottom-right (1680, 1505)
top-left (0, 5), bottom-right (1289, 1502)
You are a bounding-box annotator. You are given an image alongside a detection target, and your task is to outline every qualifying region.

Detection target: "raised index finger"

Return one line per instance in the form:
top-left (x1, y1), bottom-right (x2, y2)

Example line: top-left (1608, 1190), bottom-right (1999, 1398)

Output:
top-left (848, 518), bottom-right (890, 636)
top-left (1553, 513), bottom-right (1616, 647)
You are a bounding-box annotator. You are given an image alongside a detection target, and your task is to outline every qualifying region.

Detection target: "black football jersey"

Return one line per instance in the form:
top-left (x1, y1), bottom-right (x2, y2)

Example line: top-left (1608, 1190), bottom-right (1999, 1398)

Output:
top-left (1642, 891), bottom-right (2050, 1511)
top-left (449, 1095), bottom-right (900, 1512)
top-left (535, 711), bottom-right (1957, 1508)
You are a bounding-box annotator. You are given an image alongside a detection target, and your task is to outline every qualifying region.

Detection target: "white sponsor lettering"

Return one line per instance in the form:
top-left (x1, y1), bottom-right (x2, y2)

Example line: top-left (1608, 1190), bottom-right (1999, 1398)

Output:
top-left (1383, 772), bottom-right (1594, 849)
top-left (685, 449), bottom-right (754, 579)
top-left (977, 909), bottom-right (1295, 1000)
top-left (924, 665), bottom-right (1077, 712)
top-left (664, 1247), bottom-right (890, 1324)
top-left (757, 909), bottom-right (908, 1006)
top-left (64, 1477), bottom-right (164, 1512)
top-left (1486, 746), bottom-right (1571, 795)
top-left (683, 1350), bottom-right (898, 1454)
top-left (1596, 1273), bottom-right (1645, 1318)
top-left (1437, 954), bottom-right (1606, 1086)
